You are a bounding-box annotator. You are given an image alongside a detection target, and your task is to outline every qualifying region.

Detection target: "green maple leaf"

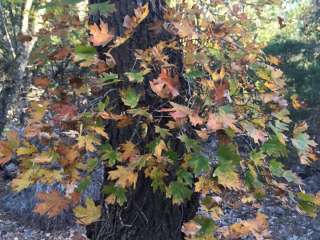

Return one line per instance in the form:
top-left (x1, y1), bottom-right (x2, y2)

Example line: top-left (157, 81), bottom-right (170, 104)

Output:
top-left (74, 45), bottom-right (96, 64)
top-left (214, 163), bottom-right (242, 190)
top-left (194, 216), bottom-right (216, 236)
top-left (103, 185), bottom-right (127, 206)
top-left (188, 153), bottom-right (209, 175)
top-left (176, 169), bottom-right (193, 186)
top-left (101, 143), bottom-right (120, 166)
top-left (261, 136), bottom-right (287, 157)
top-left (120, 88), bottom-right (140, 109)
top-left (87, 158), bottom-right (98, 173)
top-left (125, 72), bottom-right (144, 83)
top-left (89, 2), bottom-right (116, 16)
top-left (297, 192), bottom-right (320, 218)
top-left (269, 160), bottom-right (302, 184)
top-left (179, 134), bottom-right (201, 153)
top-left (76, 176), bottom-right (91, 193)
top-left (292, 133), bottom-right (316, 155)
top-left (166, 181), bottom-right (192, 204)
top-left (217, 144), bottom-right (240, 165)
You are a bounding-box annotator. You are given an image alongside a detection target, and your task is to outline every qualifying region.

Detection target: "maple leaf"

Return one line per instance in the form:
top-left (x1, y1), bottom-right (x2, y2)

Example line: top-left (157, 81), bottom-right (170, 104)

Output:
top-left (214, 166), bottom-right (242, 190)
top-left (219, 213), bottom-right (270, 240)
top-left (57, 144), bottom-right (79, 166)
top-left (78, 134), bottom-right (100, 152)
top-left (120, 141), bottom-right (139, 161)
top-left (48, 47), bottom-right (71, 61)
top-left (297, 192), bottom-right (320, 217)
top-left (154, 139), bottom-right (168, 159)
top-left (166, 181), bottom-right (192, 204)
top-left (188, 153), bottom-right (210, 175)
top-left (207, 112), bottom-right (239, 132)
top-left (11, 169), bottom-right (35, 192)
top-left (241, 122), bottom-right (268, 144)
top-left (195, 176), bottom-right (221, 195)
top-left (89, 21), bottom-right (114, 47)
top-left (103, 185), bottom-right (127, 206)
top-left (108, 166), bottom-right (138, 188)
top-left (267, 55), bottom-right (281, 65)
top-left (212, 80), bottom-right (229, 103)
top-left (150, 68), bottom-right (180, 98)
top-left (2, 132), bottom-right (22, 163)
top-left (292, 122), bottom-right (317, 165)
top-left (0, 141), bottom-right (13, 165)
top-left (90, 126), bottom-right (109, 139)
top-left (33, 76), bottom-right (50, 88)
top-left (52, 102), bottom-right (77, 123)
top-left (120, 88), bottom-right (141, 108)
top-left (181, 221), bottom-right (201, 237)
top-left (33, 152), bottom-right (53, 164)
top-left (16, 143), bottom-right (37, 156)
top-left (33, 191), bottom-right (70, 218)
top-left (113, 4), bottom-right (149, 47)
top-left (74, 198), bottom-right (101, 225)
top-left (172, 19), bottom-right (197, 38)
top-left (291, 94), bottom-right (306, 110)
top-left (160, 102), bottom-right (204, 126)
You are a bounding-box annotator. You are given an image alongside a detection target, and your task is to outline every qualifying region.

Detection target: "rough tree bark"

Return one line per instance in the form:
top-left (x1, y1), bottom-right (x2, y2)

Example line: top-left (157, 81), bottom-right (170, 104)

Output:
top-left (87, 1), bottom-right (199, 239)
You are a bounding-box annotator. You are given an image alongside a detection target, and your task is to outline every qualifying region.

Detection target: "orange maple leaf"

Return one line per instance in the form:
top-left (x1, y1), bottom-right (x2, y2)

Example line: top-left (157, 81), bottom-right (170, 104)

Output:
top-left (52, 102), bottom-right (77, 123)
top-left (33, 191), bottom-right (70, 218)
top-left (207, 112), bottom-right (239, 132)
top-left (89, 21), bottom-right (114, 47)
top-left (33, 76), bottom-right (50, 88)
top-left (150, 68), bottom-right (180, 98)
top-left (0, 141), bottom-right (13, 165)
top-left (160, 102), bottom-right (204, 126)
top-left (48, 47), bottom-right (71, 61)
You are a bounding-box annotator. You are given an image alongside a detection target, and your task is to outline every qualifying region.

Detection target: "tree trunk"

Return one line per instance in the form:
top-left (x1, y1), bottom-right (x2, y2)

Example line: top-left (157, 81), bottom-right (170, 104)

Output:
top-left (87, 1), bottom-right (198, 239)
top-left (0, 0), bottom-right (41, 136)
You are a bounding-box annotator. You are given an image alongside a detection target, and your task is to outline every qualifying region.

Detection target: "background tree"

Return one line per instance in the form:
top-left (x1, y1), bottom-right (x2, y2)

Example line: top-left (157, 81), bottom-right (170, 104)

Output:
top-left (0, 0), bottom-right (45, 135)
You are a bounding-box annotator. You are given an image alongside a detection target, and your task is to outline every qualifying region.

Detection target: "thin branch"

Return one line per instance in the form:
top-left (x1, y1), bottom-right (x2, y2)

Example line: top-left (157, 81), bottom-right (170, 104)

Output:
top-left (0, 1), bottom-right (16, 58)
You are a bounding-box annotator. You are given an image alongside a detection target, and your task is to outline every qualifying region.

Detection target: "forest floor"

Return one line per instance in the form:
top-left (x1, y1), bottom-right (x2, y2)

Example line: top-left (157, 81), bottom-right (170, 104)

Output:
top-left (0, 171), bottom-right (87, 240)
top-left (0, 169), bottom-right (319, 239)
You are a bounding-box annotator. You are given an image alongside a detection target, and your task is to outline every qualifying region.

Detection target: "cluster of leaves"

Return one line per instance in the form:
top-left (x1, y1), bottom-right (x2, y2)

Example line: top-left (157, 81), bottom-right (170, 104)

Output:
top-left (0, 0), bottom-right (319, 239)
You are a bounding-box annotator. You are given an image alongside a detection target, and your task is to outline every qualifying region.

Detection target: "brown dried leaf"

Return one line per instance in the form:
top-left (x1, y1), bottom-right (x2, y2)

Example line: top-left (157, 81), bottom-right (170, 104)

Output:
top-left (33, 191), bottom-right (70, 218)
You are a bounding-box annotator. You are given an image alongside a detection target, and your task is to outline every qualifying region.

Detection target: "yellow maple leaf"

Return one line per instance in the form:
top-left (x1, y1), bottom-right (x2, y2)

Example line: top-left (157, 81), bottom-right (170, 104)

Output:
top-left (120, 141), bottom-right (139, 161)
top-left (267, 55), bottom-right (280, 65)
top-left (74, 198), bottom-right (101, 225)
top-left (90, 126), bottom-right (109, 139)
top-left (108, 166), bottom-right (138, 188)
top-left (33, 152), bottom-right (53, 164)
top-left (16, 143), bottom-right (37, 156)
top-left (77, 134), bottom-right (100, 152)
top-left (154, 139), bottom-right (167, 159)
top-left (11, 169), bottom-right (35, 192)
top-left (220, 213), bottom-right (270, 240)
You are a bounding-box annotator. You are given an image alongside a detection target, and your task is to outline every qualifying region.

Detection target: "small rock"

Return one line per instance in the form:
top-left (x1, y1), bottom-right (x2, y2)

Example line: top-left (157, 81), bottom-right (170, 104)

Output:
top-left (312, 220), bottom-right (320, 232)
top-left (3, 163), bottom-right (18, 179)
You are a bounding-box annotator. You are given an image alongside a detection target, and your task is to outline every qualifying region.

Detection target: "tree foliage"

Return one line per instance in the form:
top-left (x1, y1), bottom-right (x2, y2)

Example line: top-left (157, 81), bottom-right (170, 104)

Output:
top-left (0, 0), bottom-right (319, 239)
